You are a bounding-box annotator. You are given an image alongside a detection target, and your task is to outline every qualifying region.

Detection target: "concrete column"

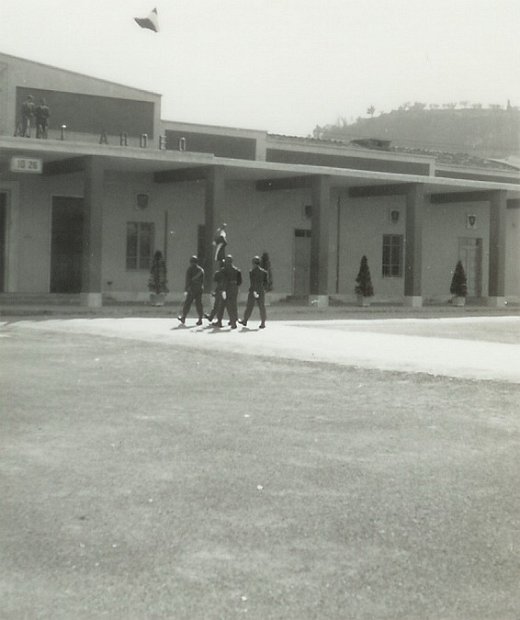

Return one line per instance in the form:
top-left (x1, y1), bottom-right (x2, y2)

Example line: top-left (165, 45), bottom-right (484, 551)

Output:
top-left (488, 190), bottom-right (507, 306)
top-left (81, 156), bottom-right (104, 308)
top-left (310, 175), bottom-right (331, 302)
top-left (204, 166), bottom-right (225, 289)
top-left (404, 183), bottom-right (424, 307)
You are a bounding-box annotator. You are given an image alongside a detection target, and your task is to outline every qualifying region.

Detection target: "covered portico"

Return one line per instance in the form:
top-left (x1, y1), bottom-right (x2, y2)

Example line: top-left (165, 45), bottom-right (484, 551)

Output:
top-left (0, 136), bottom-right (518, 307)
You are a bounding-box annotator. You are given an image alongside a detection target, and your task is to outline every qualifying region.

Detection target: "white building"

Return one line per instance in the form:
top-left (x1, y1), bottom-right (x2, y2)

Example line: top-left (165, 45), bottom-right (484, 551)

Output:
top-left (0, 52), bottom-right (519, 307)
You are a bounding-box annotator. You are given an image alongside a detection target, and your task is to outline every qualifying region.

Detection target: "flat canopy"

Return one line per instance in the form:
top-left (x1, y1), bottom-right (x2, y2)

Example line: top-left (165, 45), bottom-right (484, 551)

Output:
top-left (1, 136), bottom-right (519, 198)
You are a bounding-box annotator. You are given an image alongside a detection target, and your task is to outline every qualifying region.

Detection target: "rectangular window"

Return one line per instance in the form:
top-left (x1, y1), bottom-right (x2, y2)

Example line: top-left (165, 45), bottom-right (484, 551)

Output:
top-left (382, 234), bottom-right (403, 277)
top-left (126, 222), bottom-right (154, 270)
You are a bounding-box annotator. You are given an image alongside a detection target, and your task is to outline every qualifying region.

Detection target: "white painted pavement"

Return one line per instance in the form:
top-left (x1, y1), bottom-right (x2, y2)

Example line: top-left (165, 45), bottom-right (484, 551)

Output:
top-left (5, 316), bottom-right (520, 383)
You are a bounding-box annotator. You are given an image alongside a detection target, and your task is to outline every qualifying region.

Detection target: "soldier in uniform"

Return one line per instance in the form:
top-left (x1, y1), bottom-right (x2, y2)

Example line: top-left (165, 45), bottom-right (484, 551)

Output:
top-left (239, 256), bottom-right (268, 329)
top-left (35, 98), bottom-right (50, 139)
top-left (215, 255), bottom-right (242, 329)
top-left (21, 95), bottom-right (35, 137)
top-left (178, 255), bottom-right (204, 325)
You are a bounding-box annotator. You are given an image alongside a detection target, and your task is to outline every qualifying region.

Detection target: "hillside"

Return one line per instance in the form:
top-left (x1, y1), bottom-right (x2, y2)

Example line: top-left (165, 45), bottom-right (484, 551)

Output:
top-left (315, 107), bottom-right (520, 159)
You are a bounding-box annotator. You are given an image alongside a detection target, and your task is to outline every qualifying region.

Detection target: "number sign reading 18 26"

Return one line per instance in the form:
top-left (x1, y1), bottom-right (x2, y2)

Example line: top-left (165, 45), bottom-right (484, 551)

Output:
top-left (10, 157), bottom-right (43, 174)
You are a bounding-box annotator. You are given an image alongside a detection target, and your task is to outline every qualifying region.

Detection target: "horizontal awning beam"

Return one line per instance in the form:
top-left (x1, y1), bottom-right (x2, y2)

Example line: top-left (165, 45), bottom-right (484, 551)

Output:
top-left (43, 156), bottom-right (86, 175)
top-left (348, 183), bottom-right (413, 198)
top-left (430, 190), bottom-right (494, 204)
top-left (255, 176), bottom-right (312, 192)
top-left (153, 166), bottom-right (210, 183)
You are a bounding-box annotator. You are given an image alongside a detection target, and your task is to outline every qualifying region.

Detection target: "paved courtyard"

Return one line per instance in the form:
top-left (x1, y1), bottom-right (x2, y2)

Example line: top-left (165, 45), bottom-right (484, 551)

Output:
top-left (8, 314), bottom-right (520, 383)
top-left (2, 315), bottom-right (520, 619)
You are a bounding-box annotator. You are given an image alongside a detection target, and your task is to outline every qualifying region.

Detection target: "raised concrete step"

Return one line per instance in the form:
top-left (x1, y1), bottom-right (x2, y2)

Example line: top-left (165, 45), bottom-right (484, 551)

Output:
top-left (0, 293), bottom-right (81, 305)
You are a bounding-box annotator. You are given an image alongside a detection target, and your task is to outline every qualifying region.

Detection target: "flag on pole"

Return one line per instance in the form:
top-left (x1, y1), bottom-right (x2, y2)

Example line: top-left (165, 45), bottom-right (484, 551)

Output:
top-left (134, 7), bottom-right (159, 32)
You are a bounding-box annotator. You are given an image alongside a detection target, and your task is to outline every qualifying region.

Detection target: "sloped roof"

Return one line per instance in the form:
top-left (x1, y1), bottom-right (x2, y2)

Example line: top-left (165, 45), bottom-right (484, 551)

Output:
top-left (389, 146), bottom-right (519, 172)
top-left (267, 132), bottom-right (518, 173)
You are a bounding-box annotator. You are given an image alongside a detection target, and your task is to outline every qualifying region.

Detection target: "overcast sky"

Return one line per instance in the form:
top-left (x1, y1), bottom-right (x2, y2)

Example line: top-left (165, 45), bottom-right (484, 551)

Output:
top-left (1, 0), bottom-right (519, 136)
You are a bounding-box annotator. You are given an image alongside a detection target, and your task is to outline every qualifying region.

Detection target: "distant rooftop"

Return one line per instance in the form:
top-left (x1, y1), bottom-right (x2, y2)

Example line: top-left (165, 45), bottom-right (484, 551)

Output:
top-left (267, 132), bottom-right (518, 173)
top-left (390, 146), bottom-right (520, 172)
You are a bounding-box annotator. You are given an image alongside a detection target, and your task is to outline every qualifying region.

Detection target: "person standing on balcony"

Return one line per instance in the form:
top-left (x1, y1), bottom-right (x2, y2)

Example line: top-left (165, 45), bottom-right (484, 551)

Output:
top-left (35, 98), bottom-right (50, 139)
top-left (21, 95), bottom-right (35, 137)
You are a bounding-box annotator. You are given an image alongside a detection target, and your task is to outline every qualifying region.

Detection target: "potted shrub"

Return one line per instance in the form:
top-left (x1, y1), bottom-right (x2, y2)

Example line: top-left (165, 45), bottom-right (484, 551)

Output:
top-left (355, 255), bottom-right (374, 306)
top-left (148, 250), bottom-right (168, 306)
top-left (450, 260), bottom-right (467, 306)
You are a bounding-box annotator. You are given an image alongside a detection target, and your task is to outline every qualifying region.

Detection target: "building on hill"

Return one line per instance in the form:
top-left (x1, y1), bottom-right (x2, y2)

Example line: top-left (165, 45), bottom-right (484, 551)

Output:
top-left (0, 52), bottom-right (519, 307)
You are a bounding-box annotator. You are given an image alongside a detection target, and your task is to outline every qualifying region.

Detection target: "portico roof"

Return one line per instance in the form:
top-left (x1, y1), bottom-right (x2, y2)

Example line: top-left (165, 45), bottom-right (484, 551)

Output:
top-left (1, 136), bottom-right (518, 198)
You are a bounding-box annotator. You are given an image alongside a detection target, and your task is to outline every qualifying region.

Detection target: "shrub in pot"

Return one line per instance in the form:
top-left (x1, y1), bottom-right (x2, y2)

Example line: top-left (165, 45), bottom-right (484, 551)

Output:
top-left (355, 255), bottom-right (374, 306)
top-left (450, 260), bottom-right (467, 306)
top-left (148, 250), bottom-right (168, 306)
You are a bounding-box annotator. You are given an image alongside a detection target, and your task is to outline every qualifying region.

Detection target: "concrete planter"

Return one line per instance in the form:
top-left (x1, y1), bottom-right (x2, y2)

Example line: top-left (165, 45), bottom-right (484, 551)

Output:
top-left (452, 296), bottom-right (466, 307)
top-left (357, 295), bottom-right (371, 307)
top-left (150, 292), bottom-right (166, 306)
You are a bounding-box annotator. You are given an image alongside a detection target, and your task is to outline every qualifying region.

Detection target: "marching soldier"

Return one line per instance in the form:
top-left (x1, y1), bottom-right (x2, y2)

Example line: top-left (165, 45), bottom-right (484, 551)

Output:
top-left (215, 255), bottom-right (241, 329)
top-left (239, 256), bottom-right (267, 329)
top-left (178, 255), bottom-right (204, 325)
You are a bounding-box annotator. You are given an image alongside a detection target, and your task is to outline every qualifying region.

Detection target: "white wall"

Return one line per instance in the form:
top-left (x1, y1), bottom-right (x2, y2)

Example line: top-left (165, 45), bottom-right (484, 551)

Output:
top-left (335, 192), bottom-right (499, 303)
top-left (101, 173), bottom-right (310, 299)
top-left (337, 193), bottom-right (405, 300)
top-left (506, 207), bottom-right (520, 300)
top-left (423, 200), bottom-right (490, 301)
top-left (4, 170), bottom-right (520, 303)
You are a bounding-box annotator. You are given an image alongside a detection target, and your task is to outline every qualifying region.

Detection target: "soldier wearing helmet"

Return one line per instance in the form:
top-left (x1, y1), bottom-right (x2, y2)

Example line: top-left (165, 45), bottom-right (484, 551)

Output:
top-left (178, 255), bottom-right (204, 325)
top-left (239, 255), bottom-right (268, 329)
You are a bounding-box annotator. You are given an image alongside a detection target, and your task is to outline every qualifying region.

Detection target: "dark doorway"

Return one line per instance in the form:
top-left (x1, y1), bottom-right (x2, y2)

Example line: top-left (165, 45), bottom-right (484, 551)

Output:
top-left (0, 193), bottom-right (6, 292)
top-left (50, 197), bottom-right (84, 293)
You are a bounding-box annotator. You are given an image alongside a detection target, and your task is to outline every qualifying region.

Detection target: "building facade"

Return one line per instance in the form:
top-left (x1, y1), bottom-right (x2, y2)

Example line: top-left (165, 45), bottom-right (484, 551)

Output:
top-left (0, 52), bottom-right (519, 306)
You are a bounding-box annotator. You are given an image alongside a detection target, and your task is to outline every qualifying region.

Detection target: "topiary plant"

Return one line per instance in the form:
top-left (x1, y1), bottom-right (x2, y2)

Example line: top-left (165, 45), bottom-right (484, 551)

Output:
top-left (148, 250), bottom-right (169, 295)
top-left (450, 260), bottom-right (467, 297)
top-left (355, 255), bottom-right (374, 297)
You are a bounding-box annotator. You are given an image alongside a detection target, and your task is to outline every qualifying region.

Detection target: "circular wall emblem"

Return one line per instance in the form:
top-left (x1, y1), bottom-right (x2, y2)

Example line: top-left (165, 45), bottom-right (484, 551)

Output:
top-left (136, 193), bottom-right (149, 210)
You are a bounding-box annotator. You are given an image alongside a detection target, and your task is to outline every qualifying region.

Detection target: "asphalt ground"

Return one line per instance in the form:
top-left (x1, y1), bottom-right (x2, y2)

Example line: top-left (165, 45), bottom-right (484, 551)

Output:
top-left (2, 315), bottom-right (520, 619)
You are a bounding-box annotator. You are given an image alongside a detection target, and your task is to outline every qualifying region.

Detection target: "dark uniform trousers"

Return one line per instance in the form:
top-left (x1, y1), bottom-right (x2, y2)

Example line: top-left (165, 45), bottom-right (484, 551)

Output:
top-left (243, 290), bottom-right (266, 324)
top-left (182, 288), bottom-right (203, 319)
top-left (207, 271), bottom-right (225, 321)
top-left (181, 264), bottom-right (204, 319)
top-left (217, 266), bottom-right (242, 327)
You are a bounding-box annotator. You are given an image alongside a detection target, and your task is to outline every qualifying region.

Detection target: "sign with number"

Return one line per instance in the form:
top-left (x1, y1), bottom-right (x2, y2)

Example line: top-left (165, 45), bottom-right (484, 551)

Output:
top-left (10, 157), bottom-right (43, 174)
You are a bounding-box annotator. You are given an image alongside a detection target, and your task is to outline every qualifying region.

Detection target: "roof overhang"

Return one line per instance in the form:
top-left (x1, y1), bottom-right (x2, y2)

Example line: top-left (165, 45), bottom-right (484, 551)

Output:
top-left (0, 137), bottom-right (518, 198)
